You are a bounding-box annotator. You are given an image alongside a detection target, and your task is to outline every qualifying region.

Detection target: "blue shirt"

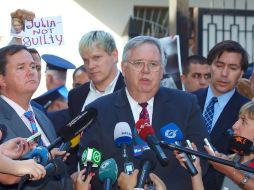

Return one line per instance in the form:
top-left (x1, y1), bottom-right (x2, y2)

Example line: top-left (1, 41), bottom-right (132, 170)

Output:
top-left (203, 86), bottom-right (235, 132)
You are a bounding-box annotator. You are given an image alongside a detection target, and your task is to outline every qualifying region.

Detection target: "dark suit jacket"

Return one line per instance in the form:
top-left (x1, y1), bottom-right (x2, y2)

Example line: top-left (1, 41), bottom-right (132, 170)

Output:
top-left (0, 97), bottom-right (73, 190)
top-left (193, 88), bottom-right (249, 190)
top-left (66, 73), bottom-right (125, 174)
top-left (81, 87), bottom-right (209, 190)
top-left (68, 73), bottom-right (125, 118)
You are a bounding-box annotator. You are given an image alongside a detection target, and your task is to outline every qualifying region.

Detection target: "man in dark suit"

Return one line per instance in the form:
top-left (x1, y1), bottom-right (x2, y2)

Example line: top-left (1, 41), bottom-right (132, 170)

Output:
top-left (80, 36), bottom-right (209, 189)
top-left (0, 45), bottom-right (73, 190)
top-left (193, 40), bottom-right (250, 190)
top-left (67, 30), bottom-right (125, 175)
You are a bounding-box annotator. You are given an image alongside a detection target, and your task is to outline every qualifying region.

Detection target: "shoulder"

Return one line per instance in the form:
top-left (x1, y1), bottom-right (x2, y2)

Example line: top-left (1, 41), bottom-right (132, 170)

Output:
top-left (69, 82), bottom-right (90, 97)
top-left (157, 87), bottom-right (198, 102)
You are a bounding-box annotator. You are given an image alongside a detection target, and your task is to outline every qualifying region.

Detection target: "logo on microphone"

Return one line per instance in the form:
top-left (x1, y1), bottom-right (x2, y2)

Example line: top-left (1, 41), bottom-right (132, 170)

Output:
top-left (165, 129), bottom-right (177, 139)
top-left (92, 150), bottom-right (102, 165)
top-left (137, 122), bottom-right (150, 134)
top-left (100, 160), bottom-right (110, 169)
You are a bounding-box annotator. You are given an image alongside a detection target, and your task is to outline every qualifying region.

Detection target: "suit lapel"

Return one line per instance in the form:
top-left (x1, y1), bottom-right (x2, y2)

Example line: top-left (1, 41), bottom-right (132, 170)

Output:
top-left (0, 97), bottom-right (32, 138)
top-left (114, 89), bottom-right (135, 129)
top-left (211, 91), bottom-right (241, 136)
top-left (114, 73), bottom-right (125, 92)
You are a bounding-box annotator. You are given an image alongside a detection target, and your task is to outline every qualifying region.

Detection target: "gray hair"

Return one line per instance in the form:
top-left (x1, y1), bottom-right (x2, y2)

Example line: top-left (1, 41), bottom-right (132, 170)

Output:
top-left (122, 36), bottom-right (164, 64)
top-left (79, 30), bottom-right (117, 56)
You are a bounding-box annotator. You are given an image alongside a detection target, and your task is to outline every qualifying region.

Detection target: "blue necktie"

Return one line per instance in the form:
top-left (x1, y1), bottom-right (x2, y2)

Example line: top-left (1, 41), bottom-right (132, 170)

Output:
top-left (203, 97), bottom-right (218, 133)
top-left (24, 111), bottom-right (44, 146)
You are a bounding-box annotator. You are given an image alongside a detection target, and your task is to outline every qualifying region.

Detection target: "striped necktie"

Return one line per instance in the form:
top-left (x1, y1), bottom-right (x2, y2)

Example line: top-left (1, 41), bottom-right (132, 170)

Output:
top-left (203, 97), bottom-right (218, 133)
top-left (24, 111), bottom-right (44, 146)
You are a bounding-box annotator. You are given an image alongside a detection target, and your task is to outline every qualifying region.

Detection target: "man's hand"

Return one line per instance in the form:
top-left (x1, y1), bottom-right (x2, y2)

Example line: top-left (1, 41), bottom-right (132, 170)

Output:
top-left (0, 137), bottom-right (33, 159)
top-left (117, 169), bottom-right (139, 190)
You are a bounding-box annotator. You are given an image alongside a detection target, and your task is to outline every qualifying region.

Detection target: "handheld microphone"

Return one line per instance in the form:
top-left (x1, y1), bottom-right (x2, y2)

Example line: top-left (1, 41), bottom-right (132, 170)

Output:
top-left (20, 158), bottom-right (65, 184)
top-left (114, 122), bottom-right (134, 175)
top-left (228, 135), bottom-right (254, 155)
top-left (47, 107), bottom-right (97, 151)
top-left (160, 123), bottom-right (198, 176)
top-left (81, 146), bottom-right (102, 180)
top-left (20, 146), bottom-right (49, 165)
top-left (44, 158), bottom-right (66, 176)
top-left (135, 119), bottom-right (168, 166)
top-left (58, 134), bottom-right (81, 152)
top-left (99, 158), bottom-right (118, 190)
top-left (136, 150), bottom-right (156, 188)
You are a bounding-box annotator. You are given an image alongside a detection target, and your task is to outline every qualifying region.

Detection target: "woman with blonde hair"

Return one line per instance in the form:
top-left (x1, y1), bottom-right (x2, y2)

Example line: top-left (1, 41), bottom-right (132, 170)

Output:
top-left (175, 101), bottom-right (254, 190)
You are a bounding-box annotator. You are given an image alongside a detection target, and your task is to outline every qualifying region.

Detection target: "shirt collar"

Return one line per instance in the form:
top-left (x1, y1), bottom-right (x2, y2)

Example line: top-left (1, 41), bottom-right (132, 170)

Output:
top-left (89, 70), bottom-right (120, 94)
top-left (0, 95), bottom-right (34, 117)
top-left (125, 88), bottom-right (154, 108)
top-left (207, 85), bottom-right (235, 108)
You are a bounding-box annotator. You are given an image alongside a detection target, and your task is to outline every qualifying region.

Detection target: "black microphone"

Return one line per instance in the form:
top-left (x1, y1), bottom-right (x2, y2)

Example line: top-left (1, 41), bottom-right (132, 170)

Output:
top-left (228, 135), bottom-right (254, 155)
top-left (47, 107), bottom-right (97, 151)
top-left (20, 158), bottom-right (65, 183)
top-left (44, 158), bottom-right (66, 176)
top-left (135, 119), bottom-right (169, 166)
top-left (160, 123), bottom-right (198, 176)
top-left (136, 150), bottom-right (156, 188)
top-left (160, 141), bottom-right (254, 174)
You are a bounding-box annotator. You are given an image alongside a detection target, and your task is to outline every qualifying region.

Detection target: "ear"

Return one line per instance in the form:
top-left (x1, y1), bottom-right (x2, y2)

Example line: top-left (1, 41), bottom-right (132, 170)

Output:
top-left (112, 49), bottom-right (119, 64)
top-left (46, 74), bottom-right (54, 88)
top-left (180, 74), bottom-right (186, 84)
top-left (121, 61), bottom-right (127, 77)
top-left (0, 75), bottom-right (6, 88)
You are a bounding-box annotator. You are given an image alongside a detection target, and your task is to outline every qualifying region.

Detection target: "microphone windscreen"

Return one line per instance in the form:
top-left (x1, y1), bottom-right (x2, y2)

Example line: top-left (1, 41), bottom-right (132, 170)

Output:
top-left (81, 141), bottom-right (102, 167)
top-left (228, 135), bottom-right (253, 155)
top-left (135, 119), bottom-right (155, 140)
top-left (21, 146), bottom-right (49, 166)
top-left (59, 107), bottom-right (97, 142)
top-left (114, 122), bottom-right (132, 147)
top-left (160, 123), bottom-right (183, 143)
top-left (99, 158), bottom-right (118, 183)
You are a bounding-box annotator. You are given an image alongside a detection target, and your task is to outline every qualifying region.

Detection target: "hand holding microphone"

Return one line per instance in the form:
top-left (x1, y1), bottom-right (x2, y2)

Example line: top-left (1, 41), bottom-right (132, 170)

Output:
top-left (99, 158), bottom-right (118, 190)
top-left (160, 123), bottom-right (198, 176)
top-left (81, 146), bottom-right (102, 181)
top-left (114, 122), bottom-right (134, 175)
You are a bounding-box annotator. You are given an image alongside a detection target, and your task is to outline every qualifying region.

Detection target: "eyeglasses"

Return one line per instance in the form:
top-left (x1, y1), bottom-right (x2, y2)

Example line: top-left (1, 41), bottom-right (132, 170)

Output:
top-left (126, 60), bottom-right (161, 72)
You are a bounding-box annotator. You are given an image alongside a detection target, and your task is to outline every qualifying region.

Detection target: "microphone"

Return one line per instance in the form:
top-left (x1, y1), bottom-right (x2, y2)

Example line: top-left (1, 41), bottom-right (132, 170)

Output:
top-left (228, 135), bottom-right (254, 155)
top-left (136, 150), bottom-right (156, 188)
top-left (135, 119), bottom-right (169, 166)
top-left (99, 158), bottom-right (118, 190)
top-left (58, 134), bottom-right (81, 152)
top-left (44, 158), bottom-right (66, 176)
top-left (20, 158), bottom-right (65, 185)
top-left (20, 146), bottom-right (49, 165)
top-left (81, 146), bottom-right (102, 180)
top-left (47, 107), bottom-right (97, 151)
top-left (114, 122), bottom-right (134, 175)
top-left (160, 141), bottom-right (254, 174)
top-left (160, 123), bottom-right (198, 176)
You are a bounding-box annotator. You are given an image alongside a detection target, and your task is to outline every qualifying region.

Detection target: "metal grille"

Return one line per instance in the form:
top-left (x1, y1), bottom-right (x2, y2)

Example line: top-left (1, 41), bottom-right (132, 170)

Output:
top-left (129, 7), bottom-right (169, 38)
top-left (197, 8), bottom-right (254, 62)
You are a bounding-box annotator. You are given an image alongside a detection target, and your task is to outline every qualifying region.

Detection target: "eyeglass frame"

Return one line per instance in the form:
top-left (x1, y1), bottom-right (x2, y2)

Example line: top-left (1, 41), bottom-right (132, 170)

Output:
top-left (125, 60), bottom-right (162, 72)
